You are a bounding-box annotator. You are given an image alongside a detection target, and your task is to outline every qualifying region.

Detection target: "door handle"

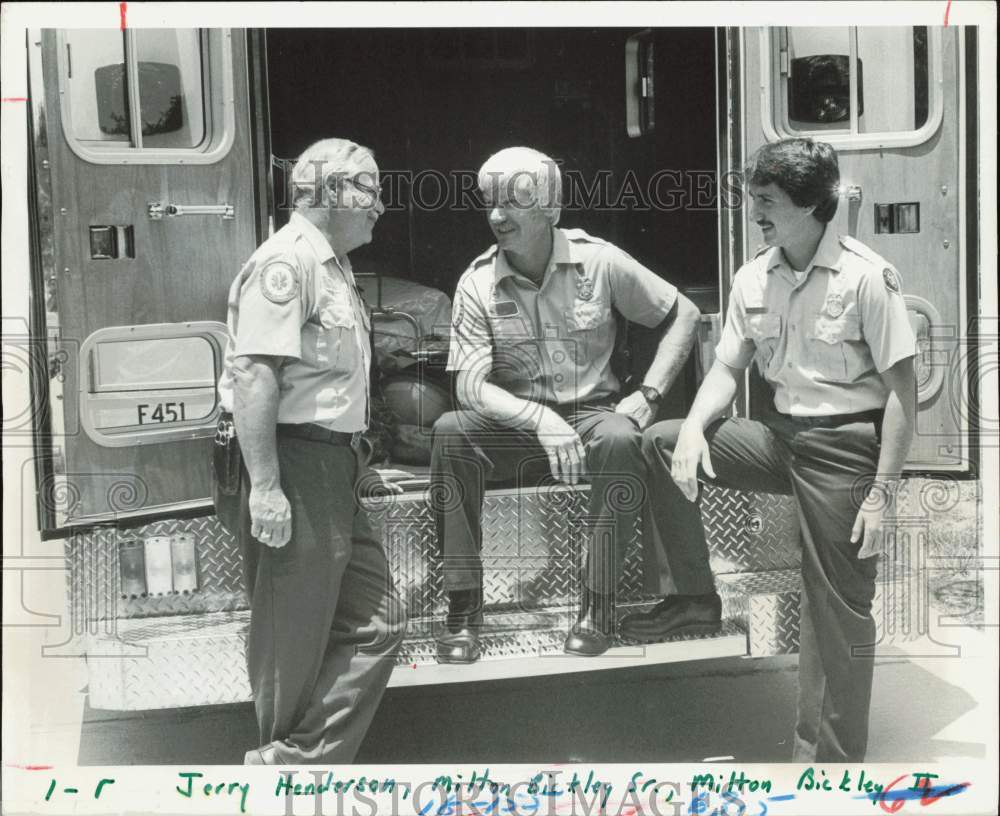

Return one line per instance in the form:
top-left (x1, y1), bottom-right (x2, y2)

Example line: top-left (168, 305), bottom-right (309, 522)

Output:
top-left (839, 184), bottom-right (862, 237)
top-left (148, 202), bottom-right (235, 220)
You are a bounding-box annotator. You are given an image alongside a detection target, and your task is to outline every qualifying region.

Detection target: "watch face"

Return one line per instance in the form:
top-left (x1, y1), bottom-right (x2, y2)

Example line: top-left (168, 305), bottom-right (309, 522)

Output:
top-left (640, 386), bottom-right (660, 403)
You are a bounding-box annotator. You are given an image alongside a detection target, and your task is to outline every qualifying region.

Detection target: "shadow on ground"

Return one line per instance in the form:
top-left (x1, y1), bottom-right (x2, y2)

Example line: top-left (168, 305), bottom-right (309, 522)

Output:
top-left (77, 655), bottom-right (984, 765)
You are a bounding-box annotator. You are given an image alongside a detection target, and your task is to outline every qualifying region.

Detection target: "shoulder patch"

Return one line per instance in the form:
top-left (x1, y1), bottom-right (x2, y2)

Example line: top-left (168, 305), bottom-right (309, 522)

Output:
top-left (259, 262), bottom-right (300, 304)
top-left (451, 289), bottom-right (465, 328)
top-left (882, 267), bottom-right (902, 295)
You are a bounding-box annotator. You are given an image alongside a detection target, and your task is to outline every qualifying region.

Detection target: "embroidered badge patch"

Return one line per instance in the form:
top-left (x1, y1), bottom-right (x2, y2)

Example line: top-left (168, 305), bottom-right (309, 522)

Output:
top-left (824, 292), bottom-right (845, 318)
top-left (259, 263), bottom-right (299, 304)
top-left (883, 267), bottom-right (901, 294)
top-left (575, 268), bottom-right (594, 301)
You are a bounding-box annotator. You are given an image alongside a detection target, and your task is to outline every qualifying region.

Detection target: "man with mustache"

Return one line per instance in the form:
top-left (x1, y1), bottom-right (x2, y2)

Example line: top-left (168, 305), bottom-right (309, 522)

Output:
top-left (623, 138), bottom-right (917, 762)
top-left (432, 146), bottom-right (700, 662)
top-left (215, 138), bottom-right (405, 764)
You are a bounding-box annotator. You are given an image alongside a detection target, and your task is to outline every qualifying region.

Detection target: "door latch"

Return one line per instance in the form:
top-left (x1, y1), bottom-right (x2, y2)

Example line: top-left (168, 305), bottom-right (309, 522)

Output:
top-left (148, 202), bottom-right (235, 220)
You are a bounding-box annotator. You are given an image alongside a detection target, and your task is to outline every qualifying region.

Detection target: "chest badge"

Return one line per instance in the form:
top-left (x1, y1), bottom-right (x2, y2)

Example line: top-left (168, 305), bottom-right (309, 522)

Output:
top-left (824, 292), bottom-right (845, 318)
top-left (259, 262), bottom-right (299, 304)
top-left (575, 269), bottom-right (594, 301)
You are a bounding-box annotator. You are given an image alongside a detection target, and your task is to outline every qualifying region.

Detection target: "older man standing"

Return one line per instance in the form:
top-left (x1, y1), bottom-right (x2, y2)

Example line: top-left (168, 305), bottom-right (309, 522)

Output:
top-left (215, 138), bottom-right (405, 764)
top-left (623, 138), bottom-right (917, 761)
top-left (432, 146), bottom-right (700, 662)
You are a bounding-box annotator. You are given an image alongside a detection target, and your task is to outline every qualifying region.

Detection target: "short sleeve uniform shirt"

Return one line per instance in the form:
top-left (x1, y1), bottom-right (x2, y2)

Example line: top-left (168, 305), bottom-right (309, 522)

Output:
top-left (715, 223), bottom-right (916, 415)
top-left (447, 227), bottom-right (678, 404)
top-left (217, 211), bottom-right (371, 431)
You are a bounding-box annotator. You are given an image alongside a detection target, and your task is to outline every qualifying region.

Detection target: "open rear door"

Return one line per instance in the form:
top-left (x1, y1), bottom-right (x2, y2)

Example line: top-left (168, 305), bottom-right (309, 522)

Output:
top-left (29, 28), bottom-right (259, 533)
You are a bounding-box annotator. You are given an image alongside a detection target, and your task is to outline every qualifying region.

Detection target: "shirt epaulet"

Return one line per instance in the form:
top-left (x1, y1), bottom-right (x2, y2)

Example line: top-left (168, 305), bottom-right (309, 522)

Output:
top-left (563, 228), bottom-right (608, 246)
top-left (839, 234), bottom-right (886, 268)
top-left (470, 244), bottom-right (499, 270)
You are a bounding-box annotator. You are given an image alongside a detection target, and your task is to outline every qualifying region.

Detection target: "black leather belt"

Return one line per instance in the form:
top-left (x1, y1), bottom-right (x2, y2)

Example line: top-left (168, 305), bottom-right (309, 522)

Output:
top-left (277, 423), bottom-right (364, 447)
top-left (775, 408), bottom-right (884, 428)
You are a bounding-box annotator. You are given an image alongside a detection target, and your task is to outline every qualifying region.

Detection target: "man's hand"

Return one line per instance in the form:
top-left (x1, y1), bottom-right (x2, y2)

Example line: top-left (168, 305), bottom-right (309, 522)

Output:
top-left (249, 485), bottom-right (292, 548)
top-left (670, 422), bottom-right (717, 502)
top-left (851, 482), bottom-right (898, 559)
top-left (615, 390), bottom-right (655, 430)
top-left (536, 409), bottom-right (587, 485)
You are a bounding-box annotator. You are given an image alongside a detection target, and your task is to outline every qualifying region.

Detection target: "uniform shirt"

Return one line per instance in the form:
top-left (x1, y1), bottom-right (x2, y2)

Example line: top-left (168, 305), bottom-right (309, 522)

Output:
top-left (715, 223), bottom-right (916, 416)
top-left (217, 211), bottom-right (371, 431)
top-left (448, 227), bottom-right (677, 404)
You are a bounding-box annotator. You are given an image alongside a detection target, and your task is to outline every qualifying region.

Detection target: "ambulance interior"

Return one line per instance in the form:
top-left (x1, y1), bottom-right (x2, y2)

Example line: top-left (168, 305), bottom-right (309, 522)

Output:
top-left (264, 28), bottom-right (720, 463)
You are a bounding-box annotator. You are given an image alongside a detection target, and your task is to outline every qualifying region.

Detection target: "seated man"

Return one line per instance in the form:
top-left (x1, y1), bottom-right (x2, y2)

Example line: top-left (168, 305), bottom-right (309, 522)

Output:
top-left (431, 146), bottom-right (700, 662)
top-left (623, 138), bottom-right (916, 762)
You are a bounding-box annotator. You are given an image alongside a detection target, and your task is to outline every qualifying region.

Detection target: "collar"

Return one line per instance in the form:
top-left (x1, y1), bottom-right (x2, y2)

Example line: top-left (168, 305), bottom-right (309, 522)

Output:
top-left (494, 227), bottom-right (573, 283)
top-left (289, 211), bottom-right (338, 265)
top-left (765, 222), bottom-right (843, 276)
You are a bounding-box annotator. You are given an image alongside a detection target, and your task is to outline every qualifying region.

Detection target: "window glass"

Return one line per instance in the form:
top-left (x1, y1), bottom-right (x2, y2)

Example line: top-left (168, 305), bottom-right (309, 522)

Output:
top-left (781, 27), bottom-right (931, 137)
top-left (133, 29), bottom-right (206, 148)
top-left (856, 27), bottom-right (929, 132)
top-left (79, 325), bottom-right (226, 443)
top-left (94, 336), bottom-right (215, 391)
top-left (62, 28), bottom-right (208, 152)
top-left (65, 29), bottom-right (130, 144)
top-left (786, 27), bottom-right (854, 132)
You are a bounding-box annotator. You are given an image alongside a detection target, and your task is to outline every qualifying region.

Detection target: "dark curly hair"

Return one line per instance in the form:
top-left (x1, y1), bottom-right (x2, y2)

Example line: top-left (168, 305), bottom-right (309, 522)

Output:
top-left (744, 138), bottom-right (840, 224)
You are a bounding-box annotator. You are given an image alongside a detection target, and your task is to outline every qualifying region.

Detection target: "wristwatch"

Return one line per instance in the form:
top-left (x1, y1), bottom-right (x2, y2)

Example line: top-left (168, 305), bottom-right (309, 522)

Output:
top-left (638, 385), bottom-right (662, 405)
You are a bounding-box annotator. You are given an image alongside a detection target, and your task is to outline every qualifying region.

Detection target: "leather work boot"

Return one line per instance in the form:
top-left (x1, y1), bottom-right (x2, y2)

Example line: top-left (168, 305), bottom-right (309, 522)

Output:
top-left (619, 592), bottom-right (722, 643)
top-left (435, 587), bottom-right (484, 664)
top-left (563, 586), bottom-right (615, 656)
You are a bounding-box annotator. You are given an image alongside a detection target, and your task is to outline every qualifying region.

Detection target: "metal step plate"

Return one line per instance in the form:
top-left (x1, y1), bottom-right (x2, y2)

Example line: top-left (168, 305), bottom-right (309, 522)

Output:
top-left (85, 608), bottom-right (745, 709)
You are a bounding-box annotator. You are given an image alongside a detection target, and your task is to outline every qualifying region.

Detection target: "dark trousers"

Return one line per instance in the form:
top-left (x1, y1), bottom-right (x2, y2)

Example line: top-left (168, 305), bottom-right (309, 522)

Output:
top-left (237, 436), bottom-right (406, 763)
top-left (643, 414), bottom-right (881, 762)
top-left (431, 402), bottom-right (648, 594)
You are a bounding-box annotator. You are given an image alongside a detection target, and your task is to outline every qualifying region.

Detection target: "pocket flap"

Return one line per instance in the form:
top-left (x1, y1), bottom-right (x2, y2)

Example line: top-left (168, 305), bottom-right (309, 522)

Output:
top-left (747, 313), bottom-right (781, 340)
top-left (810, 314), bottom-right (861, 345)
top-left (319, 297), bottom-right (356, 330)
top-left (566, 301), bottom-right (612, 332)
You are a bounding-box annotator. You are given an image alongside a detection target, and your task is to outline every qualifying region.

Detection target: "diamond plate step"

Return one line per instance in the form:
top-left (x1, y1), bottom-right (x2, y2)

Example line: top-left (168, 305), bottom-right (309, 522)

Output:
top-left (85, 607), bottom-right (746, 709)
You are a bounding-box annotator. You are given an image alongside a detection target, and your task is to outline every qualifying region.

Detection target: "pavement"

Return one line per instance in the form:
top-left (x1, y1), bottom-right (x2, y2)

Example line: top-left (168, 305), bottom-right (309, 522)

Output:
top-left (71, 648), bottom-right (989, 766)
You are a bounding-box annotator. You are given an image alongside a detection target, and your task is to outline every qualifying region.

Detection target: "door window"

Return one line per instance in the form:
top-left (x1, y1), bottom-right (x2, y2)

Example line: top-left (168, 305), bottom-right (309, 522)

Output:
top-left (58, 28), bottom-right (233, 163)
top-left (766, 26), bottom-right (941, 149)
top-left (79, 323), bottom-right (227, 447)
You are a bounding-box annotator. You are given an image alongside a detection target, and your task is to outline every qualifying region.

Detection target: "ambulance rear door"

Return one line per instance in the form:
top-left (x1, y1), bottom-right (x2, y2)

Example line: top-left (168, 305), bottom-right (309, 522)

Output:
top-left (28, 28), bottom-right (262, 533)
top-left (740, 25), bottom-right (972, 471)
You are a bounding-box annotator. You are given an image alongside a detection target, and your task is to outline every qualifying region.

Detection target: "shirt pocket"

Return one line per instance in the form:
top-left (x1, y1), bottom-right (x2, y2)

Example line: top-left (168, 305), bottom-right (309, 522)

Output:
top-left (564, 299), bottom-right (614, 364)
top-left (746, 313), bottom-right (781, 372)
top-left (316, 293), bottom-right (358, 371)
top-left (489, 316), bottom-right (539, 382)
top-left (807, 313), bottom-right (865, 382)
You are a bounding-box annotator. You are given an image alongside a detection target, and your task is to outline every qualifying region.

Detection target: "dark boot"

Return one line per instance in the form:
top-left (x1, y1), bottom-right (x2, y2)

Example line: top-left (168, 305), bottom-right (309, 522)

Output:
top-left (564, 586), bottom-right (615, 656)
top-left (619, 592), bottom-right (722, 643)
top-left (435, 587), bottom-right (484, 664)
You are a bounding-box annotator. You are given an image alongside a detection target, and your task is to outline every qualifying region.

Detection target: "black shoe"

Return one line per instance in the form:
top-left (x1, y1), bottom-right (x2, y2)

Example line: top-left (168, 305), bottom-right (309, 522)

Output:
top-left (435, 588), bottom-right (484, 664)
top-left (564, 587), bottom-right (615, 656)
top-left (619, 593), bottom-right (722, 643)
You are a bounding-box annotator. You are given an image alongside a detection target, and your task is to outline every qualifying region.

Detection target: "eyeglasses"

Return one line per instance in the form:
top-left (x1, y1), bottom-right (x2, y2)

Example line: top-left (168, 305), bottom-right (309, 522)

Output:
top-left (344, 175), bottom-right (382, 203)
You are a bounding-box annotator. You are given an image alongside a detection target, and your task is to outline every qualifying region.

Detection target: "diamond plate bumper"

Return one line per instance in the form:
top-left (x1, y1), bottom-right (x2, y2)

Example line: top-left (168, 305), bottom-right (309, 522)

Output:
top-left (73, 478), bottom-right (978, 709)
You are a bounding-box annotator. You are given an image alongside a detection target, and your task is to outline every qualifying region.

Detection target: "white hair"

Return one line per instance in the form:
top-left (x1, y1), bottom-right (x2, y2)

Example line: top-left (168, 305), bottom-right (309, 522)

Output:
top-left (290, 138), bottom-right (375, 208)
top-left (477, 146), bottom-right (562, 225)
